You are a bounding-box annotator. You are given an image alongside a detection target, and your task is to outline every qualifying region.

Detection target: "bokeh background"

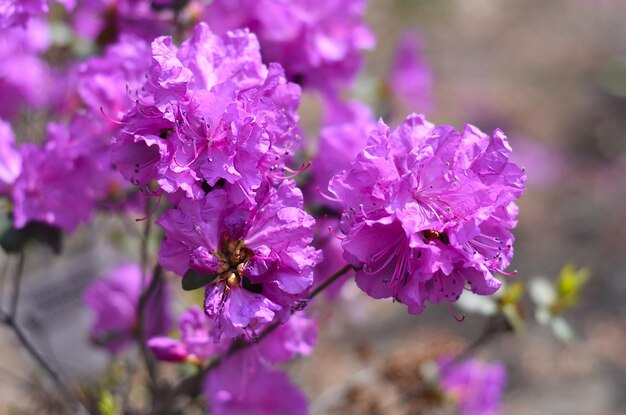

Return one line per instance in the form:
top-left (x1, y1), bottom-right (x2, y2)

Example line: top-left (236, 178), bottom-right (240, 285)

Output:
top-left (1, 0), bottom-right (626, 414)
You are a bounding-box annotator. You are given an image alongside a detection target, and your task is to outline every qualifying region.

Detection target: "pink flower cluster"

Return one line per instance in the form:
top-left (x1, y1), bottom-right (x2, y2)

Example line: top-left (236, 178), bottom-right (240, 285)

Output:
top-left (329, 114), bottom-right (526, 314)
top-left (112, 23), bottom-right (302, 199)
top-left (202, 0), bottom-right (375, 90)
top-left (148, 306), bottom-right (317, 414)
top-left (0, 2), bottom-right (524, 413)
top-left (439, 357), bottom-right (507, 415)
top-left (158, 180), bottom-right (319, 338)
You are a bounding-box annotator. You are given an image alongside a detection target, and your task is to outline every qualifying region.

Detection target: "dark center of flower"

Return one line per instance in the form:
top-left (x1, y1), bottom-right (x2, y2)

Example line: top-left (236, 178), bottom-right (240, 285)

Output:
top-left (212, 236), bottom-right (254, 289)
top-left (422, 229), bottom-right (449, 245)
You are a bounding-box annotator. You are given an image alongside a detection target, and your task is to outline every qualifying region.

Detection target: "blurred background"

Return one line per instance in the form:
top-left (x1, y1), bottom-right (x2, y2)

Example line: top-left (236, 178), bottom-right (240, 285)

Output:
top-left (1, 0), bottom-right (626, 414)
top-left (296, 1), bottom-right (626, 414)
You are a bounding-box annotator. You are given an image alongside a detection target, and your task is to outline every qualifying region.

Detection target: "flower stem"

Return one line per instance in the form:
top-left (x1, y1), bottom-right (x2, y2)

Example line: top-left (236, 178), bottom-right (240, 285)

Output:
top-left (308, 263), bottom-right (353, 299)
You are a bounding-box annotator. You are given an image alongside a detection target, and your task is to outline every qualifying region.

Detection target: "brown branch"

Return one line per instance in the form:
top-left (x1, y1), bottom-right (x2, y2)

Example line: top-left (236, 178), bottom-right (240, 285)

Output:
top-left (10, 253), bottom-right (24, 317)
top-left (0, 253), bottom-right (90, 414)
top-left (137, 263), bottom-right (164, 396)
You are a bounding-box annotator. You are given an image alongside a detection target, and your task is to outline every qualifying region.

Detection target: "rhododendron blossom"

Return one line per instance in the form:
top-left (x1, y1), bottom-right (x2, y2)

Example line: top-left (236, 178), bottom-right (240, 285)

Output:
top-left (11, 121), bottom-right (108, 232)
top-left (0, 20), bottom-right (53, 120)
top-left (148, 305), bottom-right (226, 363)
top-left (84, 263), bottom-right (172, 354)
top-left (111, 23), bottom-right (302, 199)
top-left (202, 0), bottom-right (375, 90)
top-left (0, 120), bottom-right (21, 195)
top-left (0, 2), bottom-right (539, 413)
top-left (157, 180), bottom-right (319, 338)
top-left (329, 114), bottom-right (526, 314)
top-left (439, 357), bottom-right (507, 415)
top-left (388, 31), bottom-right (434, 113)
top-left (309, 96), bottom-right (376, 210)
top-left (204, 350), bottom-right (308, 415)
top-left (0, 0), bottom-right (47, 28)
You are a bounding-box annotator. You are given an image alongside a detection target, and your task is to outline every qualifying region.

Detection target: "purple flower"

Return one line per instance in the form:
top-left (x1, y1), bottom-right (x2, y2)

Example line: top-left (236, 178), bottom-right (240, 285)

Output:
top-left (69, 0), bottom-right (172, 43)
top-left (510, 137), bottom-right (566, 188)
top-left (202, 0), bottom-right (375, 90)
top-left (0, 20), bottom-right (53, 120)
top-left (157, 180), bottom-right (319, 338)
top-left (311, 218), bottom-right (353, 300)
top-left (439, 358), bottom-right (507, 415)
top-left (112, 23), bottom-right (302, 198)
top-left (0, 0), bottom-right (47, 28)
top-left (0, 119), bottom-right (21, 196)
top-left (12, 124), bottom-right (94, 232)
top-left (84, 263), bottom-right (172, 354)
top-left (148, 305), bottom-right (226, 363)
top-left (329, 114), bottom-right (526, 314)
top-left (204, 348), bottom-right (308, 415)
top-left (148, 307), bottom-right (317, 365)
top-left (77, 35), bottom-right (152, 118)
top-left (256, 312), bottom-right (317, 364)
top-left (10, 115), bottom-right (121, 232)
top-left (388, 31), bottom-right (434, 113)
top-left (71, 35), bottom-right (157, 210)
top-left (309, 96), bottom-right (376, 210)
top-left (0, 0), bottom-right (75, 28)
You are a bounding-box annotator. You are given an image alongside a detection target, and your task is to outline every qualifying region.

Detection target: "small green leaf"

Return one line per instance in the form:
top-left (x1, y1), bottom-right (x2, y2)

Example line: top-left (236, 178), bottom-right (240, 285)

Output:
top-left (31, 222), bottom-right (63, 254)
top-left (0, 210), bottom-right (11, 235)
top-left (550, 264), bottom-right (590, 314)
top-left (0, 220), bottom-right (63, 254)
top-left (97, 390), bottom-right (117, 415)
top-left (557, 264), bottom-right (590, 298)
top-left (181, 269), bottom-right (219, 291)
top-left (90, 330), bottom-right (127, 347)
top-left (0, 225), bottom-right (31, 253)
top-left (502, 303), bottom-right (525, 332)
top-left (502, 282), bottom-right (525, 305)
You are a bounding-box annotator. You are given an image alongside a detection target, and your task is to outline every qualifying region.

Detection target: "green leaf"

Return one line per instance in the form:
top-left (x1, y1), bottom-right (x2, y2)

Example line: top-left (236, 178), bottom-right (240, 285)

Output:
top-left (97, 390), bottom-right (117, 415)
top-left (90, 330), bottom-right (127, 347)
top-left (0, 210), bottom-right (11, 236)
top-left (31, 222), bottom-right (63, 254)
top-left (502, 282), bottom-right (525, 305)
top-left (0, 220), bottom-right (63, 254)
top-left (557, 264), bottom-right (590, 297)
top-left (0, 224), bottom-right (31, 253)
top-left (181, 269), bottom-right (219, 291)
top-left (553, 264), bottom-right (590, 313)
top-left (502, 303), bottom-right (525, 332)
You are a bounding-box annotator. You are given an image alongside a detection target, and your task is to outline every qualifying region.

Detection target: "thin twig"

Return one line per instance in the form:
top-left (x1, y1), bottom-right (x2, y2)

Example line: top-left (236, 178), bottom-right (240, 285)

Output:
top-left (0, 253), bottom-right (91, 414)
top-left (309, 263), bottom-right (353, 298)
top-left (150, 264), bottom-right (357, 415)
top-left (10, 253), bottom-right (25, 317)
top-left (137, 263), bottom-right (164, 395)
top-left (117, 359), bottom-right (137, 414)
top-left (139, 201), bottom-right (152, 289)
top-left (135, 198), bottom-right (161, 403)
top-left (0, 310), bottom-right (90, 413)
top-left (0, 253), bottom-right (10, 305)
top-left (451, 313), bottom-right (513, 364)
